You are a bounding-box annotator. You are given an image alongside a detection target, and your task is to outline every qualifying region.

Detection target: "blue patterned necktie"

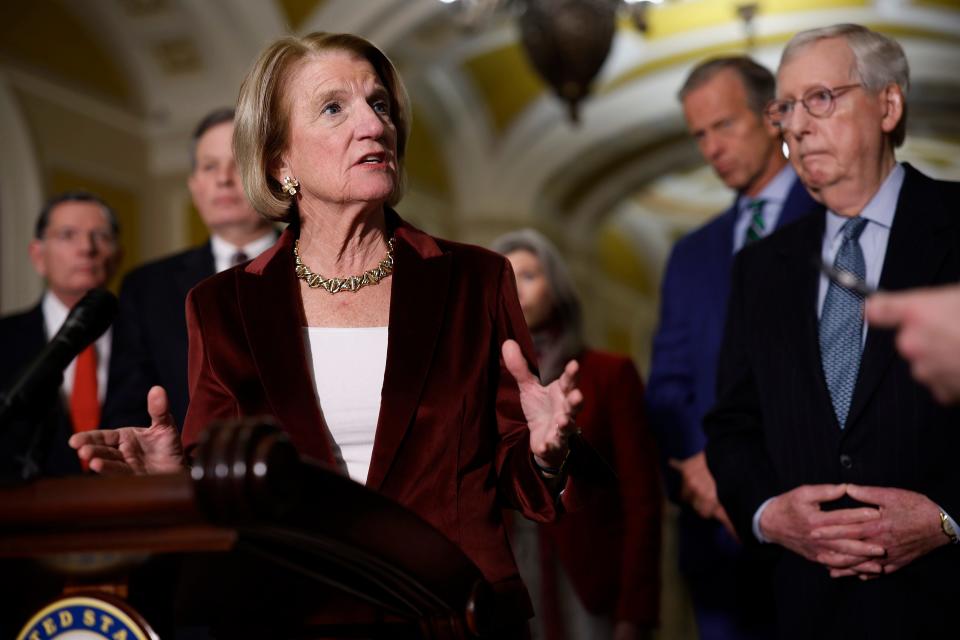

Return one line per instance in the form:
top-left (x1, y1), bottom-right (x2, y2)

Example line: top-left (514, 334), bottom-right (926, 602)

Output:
top-left (819, 216), bottom-right (868, 428)
top-left (744, 198), bottom-right (767, 244)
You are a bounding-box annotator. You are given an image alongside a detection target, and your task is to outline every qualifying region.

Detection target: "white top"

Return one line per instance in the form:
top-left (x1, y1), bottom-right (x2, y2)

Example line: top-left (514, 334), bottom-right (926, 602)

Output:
top-left (42, 291), bottom-right (111, 402)
top-left (303, 326), bottom-right (388, 484)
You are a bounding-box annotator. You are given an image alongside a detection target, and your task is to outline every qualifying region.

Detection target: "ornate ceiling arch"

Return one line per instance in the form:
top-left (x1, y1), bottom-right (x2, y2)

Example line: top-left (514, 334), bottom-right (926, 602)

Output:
top-left (1, 0), bottom-right (958, 344)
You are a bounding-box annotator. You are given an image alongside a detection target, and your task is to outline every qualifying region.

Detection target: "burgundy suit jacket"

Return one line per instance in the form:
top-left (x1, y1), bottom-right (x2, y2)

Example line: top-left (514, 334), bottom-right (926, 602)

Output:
top-left (539, 350), bottom-right (662, 626)
top-left (181, 211), bottom-right (565, 614)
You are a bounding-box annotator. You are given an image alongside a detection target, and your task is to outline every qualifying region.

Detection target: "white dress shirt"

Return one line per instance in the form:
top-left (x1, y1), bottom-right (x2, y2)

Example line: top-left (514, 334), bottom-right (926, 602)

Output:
top-left (210, 231), bottom-right (277, 274)
top-left (42, 291), bottom-right (111, 403)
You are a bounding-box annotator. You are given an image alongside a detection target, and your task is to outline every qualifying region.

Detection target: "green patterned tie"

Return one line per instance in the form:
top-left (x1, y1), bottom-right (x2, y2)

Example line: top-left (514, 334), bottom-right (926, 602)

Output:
top-left (744, 198), bottom-right (767, 244)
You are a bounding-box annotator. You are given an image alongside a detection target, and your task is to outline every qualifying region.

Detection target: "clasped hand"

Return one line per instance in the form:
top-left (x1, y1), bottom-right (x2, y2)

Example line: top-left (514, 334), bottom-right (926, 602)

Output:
top-left (760, 484), bottom-right (949, 579)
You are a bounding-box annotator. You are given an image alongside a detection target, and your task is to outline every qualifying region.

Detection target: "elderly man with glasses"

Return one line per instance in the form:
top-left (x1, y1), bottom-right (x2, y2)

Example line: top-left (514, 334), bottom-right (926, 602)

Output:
top-left (704, 23), bottom-right (960, 639)
top-left (0, 191), bottom-right (122, 479)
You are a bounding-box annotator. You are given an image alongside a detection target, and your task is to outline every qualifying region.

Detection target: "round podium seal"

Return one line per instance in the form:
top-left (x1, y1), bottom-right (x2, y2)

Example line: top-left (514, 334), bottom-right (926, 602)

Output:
top-left (16, 594), bottom-right (157, 640)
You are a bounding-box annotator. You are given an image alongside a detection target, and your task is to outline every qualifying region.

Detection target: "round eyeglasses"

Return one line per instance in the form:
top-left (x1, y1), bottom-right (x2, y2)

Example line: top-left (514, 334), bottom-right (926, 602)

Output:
top-left (765, 83), bottom-right (862, 128)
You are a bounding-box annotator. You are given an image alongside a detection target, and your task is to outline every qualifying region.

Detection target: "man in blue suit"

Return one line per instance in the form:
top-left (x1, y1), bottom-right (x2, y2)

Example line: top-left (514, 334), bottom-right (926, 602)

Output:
top-left (647, 57), bottom-right (818, 639)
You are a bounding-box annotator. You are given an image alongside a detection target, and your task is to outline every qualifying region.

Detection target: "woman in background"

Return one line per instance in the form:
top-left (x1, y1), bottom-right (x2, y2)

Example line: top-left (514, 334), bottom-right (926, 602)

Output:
top-left (492, 229), bottom-right (662, 640)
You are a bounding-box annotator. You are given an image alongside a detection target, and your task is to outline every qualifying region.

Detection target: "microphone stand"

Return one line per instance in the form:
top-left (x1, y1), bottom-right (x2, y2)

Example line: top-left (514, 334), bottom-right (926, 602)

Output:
top-left (0, 381), bottom-right (63, 484)
top-left (13, 404), bottom-right (60, 483)
top-left (0, 288), bottom-right (116, 483)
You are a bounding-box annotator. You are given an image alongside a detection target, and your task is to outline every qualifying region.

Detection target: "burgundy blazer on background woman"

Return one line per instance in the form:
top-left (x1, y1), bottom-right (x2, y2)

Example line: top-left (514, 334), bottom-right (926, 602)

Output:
top-left (181, 210), bottom-right (566, 611)
top-left (537, 350), bottom-right (662, 630)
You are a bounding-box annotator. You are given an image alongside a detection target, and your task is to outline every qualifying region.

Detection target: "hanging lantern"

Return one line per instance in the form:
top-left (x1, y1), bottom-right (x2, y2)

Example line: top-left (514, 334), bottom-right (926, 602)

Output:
top-left (518, 0), bottom-right (618, 124)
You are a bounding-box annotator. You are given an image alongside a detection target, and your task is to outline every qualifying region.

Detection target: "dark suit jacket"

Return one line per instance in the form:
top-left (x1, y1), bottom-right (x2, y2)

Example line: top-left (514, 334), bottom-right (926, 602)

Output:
top-left (537, 350), bottom-right (661, 626)
top-left (705, 165), bottom-right (960, 639)
top-left (102, 243), bottom-right (215, 429)
top-left (0, 302), bottom-right (83, 478)
top-left (180, 211), bottom-right (567, 623)
top-left (646, 173), bottom-right (818, 573)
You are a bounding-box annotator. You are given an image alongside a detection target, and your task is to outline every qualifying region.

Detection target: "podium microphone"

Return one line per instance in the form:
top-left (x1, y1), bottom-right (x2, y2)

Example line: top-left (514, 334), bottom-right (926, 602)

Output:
top-left (0, 288), bottom-right (117, 427)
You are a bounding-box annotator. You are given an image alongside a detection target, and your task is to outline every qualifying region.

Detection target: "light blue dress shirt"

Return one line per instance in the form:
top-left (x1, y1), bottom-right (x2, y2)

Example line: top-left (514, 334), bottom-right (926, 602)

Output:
top-left (816, 164), bottom-right (902, 326)
top-left (733, 164), bottom-right (798, 253)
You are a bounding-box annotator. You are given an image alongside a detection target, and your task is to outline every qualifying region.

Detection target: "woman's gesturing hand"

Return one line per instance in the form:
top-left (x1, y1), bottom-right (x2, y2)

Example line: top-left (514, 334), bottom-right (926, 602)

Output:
top-left (502, 339), bottom-right (583, 470)
top-left (69, 385), bottom-right (185, 475)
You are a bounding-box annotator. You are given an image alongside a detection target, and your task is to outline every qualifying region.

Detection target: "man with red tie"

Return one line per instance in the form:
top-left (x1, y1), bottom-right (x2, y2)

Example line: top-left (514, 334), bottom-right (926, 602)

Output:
top-left (0, 191), bottom-right (122, 477)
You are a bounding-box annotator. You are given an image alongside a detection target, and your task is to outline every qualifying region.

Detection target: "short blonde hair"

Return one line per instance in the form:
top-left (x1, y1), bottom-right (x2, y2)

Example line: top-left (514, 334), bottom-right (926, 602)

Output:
top-left (234, 32), bottom-right (411, 221)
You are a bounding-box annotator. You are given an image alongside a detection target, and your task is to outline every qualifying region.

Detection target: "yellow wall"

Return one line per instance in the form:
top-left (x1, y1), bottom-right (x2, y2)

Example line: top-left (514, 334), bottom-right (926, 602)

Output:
top-left (0, 0), bottom-right (136, 108)
top-left (13, 89), bottom-right (148, 284)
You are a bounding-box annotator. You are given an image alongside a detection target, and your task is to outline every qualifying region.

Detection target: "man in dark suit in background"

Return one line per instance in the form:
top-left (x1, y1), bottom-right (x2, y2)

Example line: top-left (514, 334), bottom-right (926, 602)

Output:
top-left (102, 108), bottom-right (277, 429)
top-left (0, 191), bottom-right (122, 477)
top-left (646, 57), bottom-right (817, 639)
top-left (705, 24), bottom-right (960, 639)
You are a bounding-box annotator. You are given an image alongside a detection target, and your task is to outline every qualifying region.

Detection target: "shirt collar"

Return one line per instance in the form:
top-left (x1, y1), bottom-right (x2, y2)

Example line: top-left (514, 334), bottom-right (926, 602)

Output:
top-left (41, 290), bottom-right (70, 340)
top-left (824, 163), bottom-right (904, 239)
top-left (737, 164), bottom-right (796, 213)
top-left (210, 230), bottom-right (277, 270)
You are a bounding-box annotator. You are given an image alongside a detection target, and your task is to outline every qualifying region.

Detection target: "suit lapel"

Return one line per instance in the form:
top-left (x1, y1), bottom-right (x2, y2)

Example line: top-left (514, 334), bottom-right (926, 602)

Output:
top-left (776, 211), bottom-right (837, 423)
top-left (846, 166), bottom-right (958, 429)
top-left (778, 175), bottom-right (818, 228)
top-left (26, 303), bottom-right (48, 347)
top-left (773, 178), bottom-right (822, 391)
top-left (365, 215), bottom-right (451, 490)
top-left (175, 242), bottom-right (215, 299)
top-left (236, 230), bottom-right (338, 466)
top-left (710, 205), bottom-right (737, 313)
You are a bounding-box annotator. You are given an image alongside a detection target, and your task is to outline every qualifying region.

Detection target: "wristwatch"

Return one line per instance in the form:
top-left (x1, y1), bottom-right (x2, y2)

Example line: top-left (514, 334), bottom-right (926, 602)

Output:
top-left (939, 511), bottom-right (958, 544)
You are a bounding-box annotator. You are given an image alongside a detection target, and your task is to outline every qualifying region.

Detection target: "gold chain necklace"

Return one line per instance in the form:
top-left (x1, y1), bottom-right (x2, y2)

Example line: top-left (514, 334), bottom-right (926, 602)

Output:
top-left (294, 236), bottom-right (396, 294)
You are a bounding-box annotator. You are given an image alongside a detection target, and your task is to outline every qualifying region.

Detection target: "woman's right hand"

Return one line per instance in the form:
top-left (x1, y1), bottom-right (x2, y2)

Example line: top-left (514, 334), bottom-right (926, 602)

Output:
top-left (502, 339), bottom-right (582, 470)
top-left (69, 386), bottom-right (185, 475)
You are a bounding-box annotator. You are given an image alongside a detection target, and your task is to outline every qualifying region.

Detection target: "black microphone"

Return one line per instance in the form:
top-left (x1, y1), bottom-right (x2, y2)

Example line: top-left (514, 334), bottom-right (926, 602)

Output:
top-left (0, 288), bottom-right (118, 427)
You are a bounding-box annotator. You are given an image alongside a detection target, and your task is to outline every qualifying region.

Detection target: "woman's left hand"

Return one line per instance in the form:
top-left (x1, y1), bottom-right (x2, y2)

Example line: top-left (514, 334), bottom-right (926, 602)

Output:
top-left (502, 339), bottom-right (583, 471)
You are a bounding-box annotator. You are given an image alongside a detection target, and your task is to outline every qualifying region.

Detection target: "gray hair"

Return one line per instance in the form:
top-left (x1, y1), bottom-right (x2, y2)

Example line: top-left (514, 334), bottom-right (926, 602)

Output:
top-left (490, 229), bottom-right (584, 383)
top-left (678, 56), bottom-right (776, 116)
top-left (781, 24), bottom-right (910, 147)
top-left (35, 190), bottom-right (119, 240)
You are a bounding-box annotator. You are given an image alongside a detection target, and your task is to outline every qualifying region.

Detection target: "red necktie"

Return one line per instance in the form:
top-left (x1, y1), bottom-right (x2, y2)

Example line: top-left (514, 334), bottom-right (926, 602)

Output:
top-left (70, 344), bottom-right (100, 432)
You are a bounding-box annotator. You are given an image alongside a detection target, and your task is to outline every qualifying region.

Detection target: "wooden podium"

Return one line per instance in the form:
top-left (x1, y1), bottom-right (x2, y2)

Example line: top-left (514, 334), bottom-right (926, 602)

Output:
top-left (0, 421), bottom-right (496, 639)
